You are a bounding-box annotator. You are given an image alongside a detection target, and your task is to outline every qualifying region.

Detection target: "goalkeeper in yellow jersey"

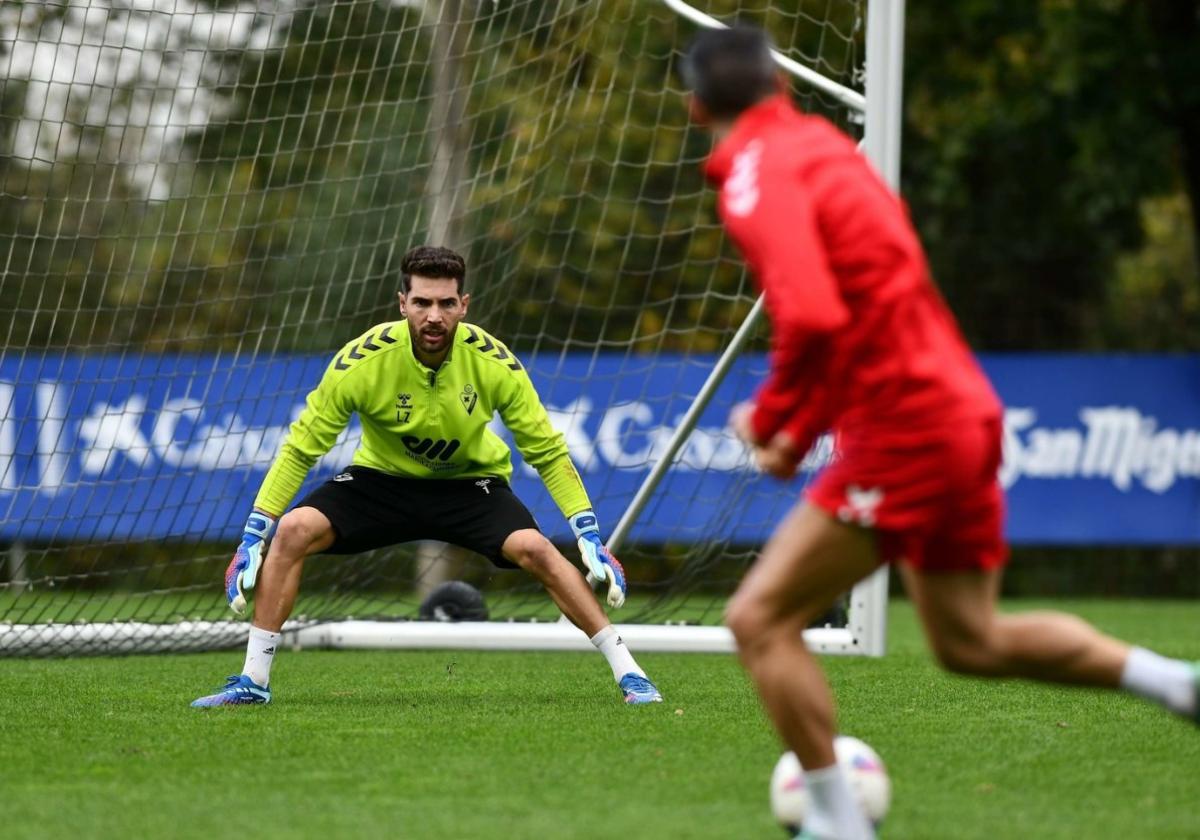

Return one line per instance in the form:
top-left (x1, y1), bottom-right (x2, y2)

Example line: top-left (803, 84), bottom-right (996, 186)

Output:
top-left (192, 246), bottom-right (662, 707)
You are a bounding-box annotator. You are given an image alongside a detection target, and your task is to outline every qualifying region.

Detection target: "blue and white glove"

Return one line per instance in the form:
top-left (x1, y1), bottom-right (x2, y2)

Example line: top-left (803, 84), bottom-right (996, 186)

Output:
top-left (225, 511), bottom-right (276, 616)
top-left (569, 510), bottom-right (627, 609)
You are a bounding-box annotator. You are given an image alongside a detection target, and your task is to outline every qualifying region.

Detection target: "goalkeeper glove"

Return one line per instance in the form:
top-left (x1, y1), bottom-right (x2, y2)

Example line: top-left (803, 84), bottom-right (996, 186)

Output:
top-left (225, 511), bottom-right (276, 616)
top-left (569, 510), bottom-right (627, 609)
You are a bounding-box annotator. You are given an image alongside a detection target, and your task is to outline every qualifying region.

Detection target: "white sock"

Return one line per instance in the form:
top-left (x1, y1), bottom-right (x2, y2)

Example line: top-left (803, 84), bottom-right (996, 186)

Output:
top-left (803, 763), bottom-right (876, 840)
top-left (590, 625), bottom-right (645, 681)
top-left (1120, 647), bottom-right (1196, 717)
top-left (242, 625), bottom-right (281, 687)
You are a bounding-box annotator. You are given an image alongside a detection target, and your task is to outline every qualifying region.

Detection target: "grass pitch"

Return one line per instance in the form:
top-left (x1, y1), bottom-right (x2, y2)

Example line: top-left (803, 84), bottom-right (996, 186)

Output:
top-left (1, 600), bottom-right (1197, 840)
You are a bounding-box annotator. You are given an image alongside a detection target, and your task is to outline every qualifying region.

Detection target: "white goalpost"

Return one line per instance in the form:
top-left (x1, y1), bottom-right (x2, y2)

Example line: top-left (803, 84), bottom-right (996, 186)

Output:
top-left (0, 0), bottom-right (903, 657)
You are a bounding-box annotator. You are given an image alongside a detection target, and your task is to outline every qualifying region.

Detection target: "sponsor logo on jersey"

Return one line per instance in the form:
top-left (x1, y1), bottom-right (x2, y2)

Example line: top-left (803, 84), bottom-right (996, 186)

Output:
top-left (460, 384), bottom-right (478, 416)
top-left (401, 436), bottom-right (461, 465)
top-left (724, 139), bottom-right (763, 217)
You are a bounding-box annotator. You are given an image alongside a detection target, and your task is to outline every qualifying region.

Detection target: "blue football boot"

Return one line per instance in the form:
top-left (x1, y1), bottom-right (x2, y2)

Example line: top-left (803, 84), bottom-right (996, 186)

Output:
top-left (191, 674), bottom-right (271, 707)
top-left (619, 673), bottom-right (663, 705)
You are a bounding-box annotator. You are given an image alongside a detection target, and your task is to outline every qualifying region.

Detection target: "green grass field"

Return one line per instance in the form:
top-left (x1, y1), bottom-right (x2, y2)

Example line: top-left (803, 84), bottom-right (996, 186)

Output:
top-left (1, 599), bottom-right (1197, 840)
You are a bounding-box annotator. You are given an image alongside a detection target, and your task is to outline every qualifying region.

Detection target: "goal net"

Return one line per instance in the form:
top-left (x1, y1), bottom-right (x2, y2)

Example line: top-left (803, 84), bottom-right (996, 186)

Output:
top-left (0, 0), bottom-right (891, 655)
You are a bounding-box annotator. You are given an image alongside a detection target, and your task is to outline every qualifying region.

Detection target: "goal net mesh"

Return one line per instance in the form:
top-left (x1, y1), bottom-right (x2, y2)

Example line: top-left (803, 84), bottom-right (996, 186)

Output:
top-left (0, 0), bottom-right (865, 653)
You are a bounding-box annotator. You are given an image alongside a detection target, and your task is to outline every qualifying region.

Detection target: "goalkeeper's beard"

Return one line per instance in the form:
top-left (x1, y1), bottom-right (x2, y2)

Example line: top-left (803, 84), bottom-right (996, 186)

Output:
top-left (417, 326), bottom-right (448, 352)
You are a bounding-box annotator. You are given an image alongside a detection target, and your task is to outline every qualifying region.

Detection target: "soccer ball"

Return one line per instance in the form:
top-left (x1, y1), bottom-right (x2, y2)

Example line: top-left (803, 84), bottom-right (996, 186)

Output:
top-left (769, 736), bottom-right (891, 833)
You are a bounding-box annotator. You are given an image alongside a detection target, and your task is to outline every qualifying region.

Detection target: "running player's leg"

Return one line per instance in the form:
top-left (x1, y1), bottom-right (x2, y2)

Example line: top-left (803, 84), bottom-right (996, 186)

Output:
top-left (901, 564), bottom-right (1127, 682)
top-left (902, 565), bottom-right (1198, 719)
top-left (725, 502), bottom-right (881, 839)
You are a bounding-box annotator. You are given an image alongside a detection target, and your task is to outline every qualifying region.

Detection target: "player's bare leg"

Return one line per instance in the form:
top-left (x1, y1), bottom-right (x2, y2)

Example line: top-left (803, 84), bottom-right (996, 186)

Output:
top-left (727, 503), bottom-right (879, 767)
top-left (253, 506), bottom-right (337, 632)
top-left (192, 506), bottom-right (334, 707)
top-left (725, 503), bottom-right (880, 839)
top-left (503, 529), bottom-right (609, 635)
top-left (502, 528), bottom-right (661, 703)
top-left (901, 565), bottom-right (1198, 719)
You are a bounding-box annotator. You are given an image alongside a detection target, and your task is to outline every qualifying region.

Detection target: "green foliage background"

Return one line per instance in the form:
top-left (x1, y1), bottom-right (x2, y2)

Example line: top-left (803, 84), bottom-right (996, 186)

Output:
top-left (4, 0), bottom-right (1192, 355)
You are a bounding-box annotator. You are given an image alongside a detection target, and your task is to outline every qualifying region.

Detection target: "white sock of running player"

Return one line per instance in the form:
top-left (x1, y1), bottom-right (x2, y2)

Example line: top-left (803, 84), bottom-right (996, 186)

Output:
top-left (803, 763), bottom-right (876, 840)
top-left (242, 625), bottom-right (280, 688)
top-left (590, 625), bottom-right (644, 681)
top-left (1120, 647), bottom-right (1197, 717)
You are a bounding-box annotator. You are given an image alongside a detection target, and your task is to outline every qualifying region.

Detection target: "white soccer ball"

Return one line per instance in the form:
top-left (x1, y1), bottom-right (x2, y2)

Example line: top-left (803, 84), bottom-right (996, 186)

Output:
top-left (769, 736), bottom-right (891, 833)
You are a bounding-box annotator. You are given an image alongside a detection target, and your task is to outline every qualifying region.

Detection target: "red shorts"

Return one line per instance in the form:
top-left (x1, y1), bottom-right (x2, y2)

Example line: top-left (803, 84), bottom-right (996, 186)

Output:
top-left (806, 417), bottom-right (1008, 572)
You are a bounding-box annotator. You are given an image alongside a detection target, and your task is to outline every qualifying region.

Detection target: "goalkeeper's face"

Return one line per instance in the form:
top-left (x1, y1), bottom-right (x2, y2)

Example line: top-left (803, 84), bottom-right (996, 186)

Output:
top-left (399, 275), bottom-right (470, 361)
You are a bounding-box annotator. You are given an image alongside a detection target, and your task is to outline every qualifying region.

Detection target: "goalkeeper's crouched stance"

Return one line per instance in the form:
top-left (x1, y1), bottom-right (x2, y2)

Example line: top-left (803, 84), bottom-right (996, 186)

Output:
top-left (192, 246), bottom-right (662, 708)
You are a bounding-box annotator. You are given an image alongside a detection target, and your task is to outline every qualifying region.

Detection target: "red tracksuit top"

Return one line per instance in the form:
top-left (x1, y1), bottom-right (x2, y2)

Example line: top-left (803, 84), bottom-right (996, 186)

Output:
top-left (704, 96), bottom-right (1001, 457)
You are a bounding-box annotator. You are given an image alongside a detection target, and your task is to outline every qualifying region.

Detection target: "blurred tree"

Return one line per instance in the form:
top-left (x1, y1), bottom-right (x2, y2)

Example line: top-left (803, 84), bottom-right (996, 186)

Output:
top-left (1143, 0), bottom-right (1200, 257)
top-left (463, 0), bottom-right (864, 354)
top-left (2, 0), bottom-right (1195, 356)
top-left (903, 0), bottom-right (1198, 350)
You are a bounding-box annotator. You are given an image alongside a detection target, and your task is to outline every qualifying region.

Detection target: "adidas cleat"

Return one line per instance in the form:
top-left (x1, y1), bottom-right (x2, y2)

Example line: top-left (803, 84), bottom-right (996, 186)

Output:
top-left (191, 674), bottom-right (271, 708)
top-left (619, 673), bottom-right (663, 705)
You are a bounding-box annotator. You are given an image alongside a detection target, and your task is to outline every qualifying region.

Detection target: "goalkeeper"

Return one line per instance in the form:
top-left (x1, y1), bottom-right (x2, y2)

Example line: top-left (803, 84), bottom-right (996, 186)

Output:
top-left (192, 246), bottom-right (662, 707)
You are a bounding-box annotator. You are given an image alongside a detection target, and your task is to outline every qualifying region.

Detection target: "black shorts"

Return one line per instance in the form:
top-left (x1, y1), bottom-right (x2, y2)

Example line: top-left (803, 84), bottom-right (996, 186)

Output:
top-left (296, 466), bottom-right (539, 567)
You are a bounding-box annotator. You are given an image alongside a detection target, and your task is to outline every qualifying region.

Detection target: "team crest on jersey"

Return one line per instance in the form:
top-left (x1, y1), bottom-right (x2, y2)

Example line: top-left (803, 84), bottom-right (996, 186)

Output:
top-left (460, 384), bottom-right (478, 415)
top-left (837, 485), bottom-right (884, 527)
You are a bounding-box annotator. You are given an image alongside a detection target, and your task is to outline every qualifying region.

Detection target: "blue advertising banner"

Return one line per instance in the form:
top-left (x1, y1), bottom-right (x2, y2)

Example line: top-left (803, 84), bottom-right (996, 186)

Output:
top-left (0, 352), bottom-right (1197, 545)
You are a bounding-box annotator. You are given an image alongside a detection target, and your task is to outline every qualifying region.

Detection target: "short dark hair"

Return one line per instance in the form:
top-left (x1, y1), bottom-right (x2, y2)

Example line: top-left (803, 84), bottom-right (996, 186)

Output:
top-left (400, 245), bottom-right (466, 294)
top-left (682, 25), bottom-right (778, 119)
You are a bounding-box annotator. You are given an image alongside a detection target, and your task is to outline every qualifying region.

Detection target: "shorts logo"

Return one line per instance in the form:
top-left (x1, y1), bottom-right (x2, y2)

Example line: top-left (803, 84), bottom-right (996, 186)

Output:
top-left (333, 472), bottom-right (354, 482)
top-left (460, 384), bottom-right (478, 416)
top-left (837, 485), bottom-right (883, 527)
top-left (401, 436), bottom-right (461, 462)
top-left (475, 479), bottom-right (492, 495)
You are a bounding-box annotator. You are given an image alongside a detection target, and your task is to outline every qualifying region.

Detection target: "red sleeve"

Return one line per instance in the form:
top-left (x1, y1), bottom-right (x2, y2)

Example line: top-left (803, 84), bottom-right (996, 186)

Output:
top-left (752, 337), bottom-right (836, 456)
top-left (750, 334), bottom-right (828, 444)
top-left (776, 383), bottom-right (834, 464)
top-left (722, 159), bottom-right (849, 443)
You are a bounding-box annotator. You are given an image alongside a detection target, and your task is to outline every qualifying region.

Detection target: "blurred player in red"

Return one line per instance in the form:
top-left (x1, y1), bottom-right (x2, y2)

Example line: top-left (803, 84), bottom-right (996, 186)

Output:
top-left (683, 25), bottom-right (1198, 840)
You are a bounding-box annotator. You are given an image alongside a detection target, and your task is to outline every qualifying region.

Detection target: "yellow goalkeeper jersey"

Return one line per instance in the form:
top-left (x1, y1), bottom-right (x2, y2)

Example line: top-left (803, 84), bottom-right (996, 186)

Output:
top-left (254, 320), bottom-right (591, 519)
